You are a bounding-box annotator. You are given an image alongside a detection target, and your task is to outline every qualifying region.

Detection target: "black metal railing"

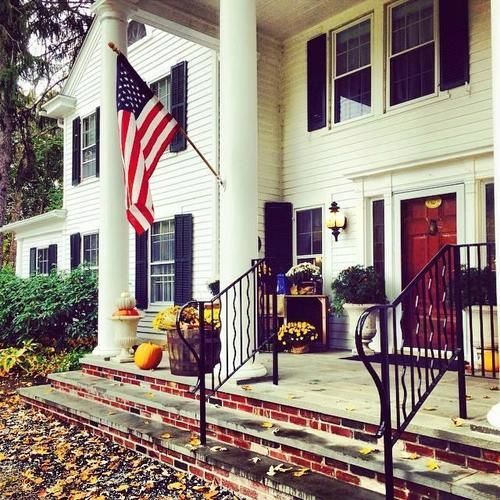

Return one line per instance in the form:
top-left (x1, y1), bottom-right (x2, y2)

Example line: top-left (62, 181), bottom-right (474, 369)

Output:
top-left (356, 243), bottom-right (497, 499)
top-left (175, 258), bottom-right (279, 444)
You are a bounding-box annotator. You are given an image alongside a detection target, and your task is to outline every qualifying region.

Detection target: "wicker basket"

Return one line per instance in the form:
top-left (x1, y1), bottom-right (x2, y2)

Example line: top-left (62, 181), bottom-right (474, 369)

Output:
top-left (166, 326), bottom-right (221, 376)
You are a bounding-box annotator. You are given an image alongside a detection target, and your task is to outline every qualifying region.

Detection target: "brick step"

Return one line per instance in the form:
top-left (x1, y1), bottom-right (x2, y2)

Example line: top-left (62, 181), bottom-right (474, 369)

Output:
top-left (45, 371), bottom-right (499, 500)
top-left (18, 384), bottom-right (383, 500)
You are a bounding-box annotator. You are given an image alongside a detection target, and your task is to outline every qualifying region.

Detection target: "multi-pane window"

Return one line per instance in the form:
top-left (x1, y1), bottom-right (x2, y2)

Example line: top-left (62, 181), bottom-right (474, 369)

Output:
top-left (151, 76), bottom-right (171, 110)
top-left (333, 18), bottom-right (371, 123)
top-left (372, 200), bottom-right (385, 287)
top-left (81, 113), bottom-right (97, 179)
top-left (389, 0), bottom-right (435, 106)
top-left (296, 208), bottom-right (323, 271)
top-left (150, 220), bottom-right (175, 303)
top-left (83, 233), bottom-right (99, 268)
top-left (37, 248), bottom-right (49, 275)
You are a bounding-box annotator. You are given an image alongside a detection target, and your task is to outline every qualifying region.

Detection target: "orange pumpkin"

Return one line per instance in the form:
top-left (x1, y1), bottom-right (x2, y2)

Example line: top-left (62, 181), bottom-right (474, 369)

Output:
top-left (134, 342), bottom-right (163, 370)
top-left (115, 307), bottom-right (140, 316)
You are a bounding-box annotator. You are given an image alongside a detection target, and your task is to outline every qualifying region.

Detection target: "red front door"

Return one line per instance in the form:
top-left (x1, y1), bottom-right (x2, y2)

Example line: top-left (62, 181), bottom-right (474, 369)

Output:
top-left (401, 194), bottom-right (457, 348)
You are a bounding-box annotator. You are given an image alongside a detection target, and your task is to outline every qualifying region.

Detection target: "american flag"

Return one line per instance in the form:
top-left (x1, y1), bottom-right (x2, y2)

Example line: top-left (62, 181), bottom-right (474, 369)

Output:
top-left (116, 53), bottom-right (179, 234)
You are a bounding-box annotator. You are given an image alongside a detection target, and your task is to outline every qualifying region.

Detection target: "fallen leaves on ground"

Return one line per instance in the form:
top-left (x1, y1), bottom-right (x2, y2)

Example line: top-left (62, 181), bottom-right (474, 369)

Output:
top-left (426, 458), bottom-right (440, 471)
top-left (359, 446), bottom-right (379, 456)
top-left (293, 467), bottom-right (310, 477)
top-left (451, 417), bottom-right (465, 427)
top-left (260, 421), bottom-right (273, 428)
top-left (240, 385), bottom-right (252, 391)
top-left (0, 376), bottom-right (240, 499)
top-left (401, 451), bottom-right (420, 460)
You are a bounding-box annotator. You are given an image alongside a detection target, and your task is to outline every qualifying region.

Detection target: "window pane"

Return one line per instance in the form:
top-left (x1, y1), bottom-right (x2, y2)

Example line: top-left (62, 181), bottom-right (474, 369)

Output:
top-left (151, 220), bottom-right (174, 262)
top-left (334, 67), bottom-right (371, 123)
top-left (372, 200), bottom-right (385, 285)
top-left (151, 76), bottom-right (171, 110)
top-left (37, 248), bottom-right (49, 275)
top-left (391, 0), bottom-right (433, 54)
top-left (390, 43), bottom-right (434, 106)
top-left (83, 233), bottom-right (99, 267)
top-left (486, 184), bottom-right (495, 244)
top-left (151, 263), bottom-right (174, 303)
top-left (296, 211), bottom-right (311, 234)
top-left (296, 208), bottom-right (322, 257)
top-left (336, 19), bottom-right (370, 76)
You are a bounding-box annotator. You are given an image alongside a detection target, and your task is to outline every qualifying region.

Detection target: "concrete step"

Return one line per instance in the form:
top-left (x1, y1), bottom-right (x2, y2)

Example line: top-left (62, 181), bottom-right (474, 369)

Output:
top-left (46, 370), bottom-right (500, 500)
top-left (18, 384), bottom-right (382, 500)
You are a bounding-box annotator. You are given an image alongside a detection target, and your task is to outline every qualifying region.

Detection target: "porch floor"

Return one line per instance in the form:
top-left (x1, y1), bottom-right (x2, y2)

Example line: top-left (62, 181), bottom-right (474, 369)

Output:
top-left (84, 350), bottom-right (500, 448)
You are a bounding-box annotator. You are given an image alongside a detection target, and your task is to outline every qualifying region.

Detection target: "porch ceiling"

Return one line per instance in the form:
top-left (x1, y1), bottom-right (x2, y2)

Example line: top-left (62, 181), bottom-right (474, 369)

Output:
top-left (141, 0), bottom-right (365, 40)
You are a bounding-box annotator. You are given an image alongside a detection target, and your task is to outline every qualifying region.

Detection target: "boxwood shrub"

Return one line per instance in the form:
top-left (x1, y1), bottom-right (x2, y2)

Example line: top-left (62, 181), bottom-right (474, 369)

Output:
top-left (0, 266), bottom-right (97, 348)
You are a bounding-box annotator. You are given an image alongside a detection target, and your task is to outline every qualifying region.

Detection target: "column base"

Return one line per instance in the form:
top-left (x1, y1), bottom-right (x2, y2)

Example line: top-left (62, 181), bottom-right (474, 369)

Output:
top-left (91, 345), bottom-right (121, 358)
top-left (228, 359), bottom-right (267, 383)
top-left (487, 403), bottom-right (500, 429)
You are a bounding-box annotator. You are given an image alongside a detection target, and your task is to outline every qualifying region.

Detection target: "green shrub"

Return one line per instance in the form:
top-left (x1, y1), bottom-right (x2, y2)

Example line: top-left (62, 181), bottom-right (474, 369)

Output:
top-left (0, 266), bottom-right (97, 348)
top-left (0, 340), bottom-right (88, 378)
top-left (331, 265), bottom-right (386, 314)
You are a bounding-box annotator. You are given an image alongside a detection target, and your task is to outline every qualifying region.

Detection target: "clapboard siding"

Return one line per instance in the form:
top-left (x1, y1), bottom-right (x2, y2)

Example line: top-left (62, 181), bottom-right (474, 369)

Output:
top-left (60, 26), bottom-right (217, 303)
top-left (279, 0), bottom-right (492, 349)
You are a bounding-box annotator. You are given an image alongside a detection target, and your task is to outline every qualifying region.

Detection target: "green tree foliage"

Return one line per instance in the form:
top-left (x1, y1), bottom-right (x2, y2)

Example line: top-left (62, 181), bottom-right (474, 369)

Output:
top-left (0, 1), bottom-right (92, 264)
top-left (0, 266), bottom-right (97, 348)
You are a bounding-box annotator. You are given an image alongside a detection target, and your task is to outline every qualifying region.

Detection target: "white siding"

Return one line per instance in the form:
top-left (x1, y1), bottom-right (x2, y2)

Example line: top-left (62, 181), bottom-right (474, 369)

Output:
top-left (61, 26), bottom-right (217, 303)
top-left (279, 0), bottom-right (493, 348)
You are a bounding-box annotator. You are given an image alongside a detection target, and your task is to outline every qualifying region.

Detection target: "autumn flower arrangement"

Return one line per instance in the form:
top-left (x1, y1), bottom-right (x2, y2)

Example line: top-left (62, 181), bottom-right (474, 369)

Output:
top-left (152, 305), bottom-right (220, 331)
top-left (277, 321), bottom-right (318, 352)
top-left (285, 263), bottom-right (321, 285)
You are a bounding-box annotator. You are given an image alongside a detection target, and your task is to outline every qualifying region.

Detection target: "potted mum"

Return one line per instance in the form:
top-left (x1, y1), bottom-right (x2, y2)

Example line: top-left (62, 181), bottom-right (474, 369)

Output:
top-left (285, 262), bottom-right (322, 295)
top-left (331, 265), bottom-right (386, 354)
top-left (277, 321), bottom-right (318, 354)
top-left (153, 305), bottom-right (221, 376)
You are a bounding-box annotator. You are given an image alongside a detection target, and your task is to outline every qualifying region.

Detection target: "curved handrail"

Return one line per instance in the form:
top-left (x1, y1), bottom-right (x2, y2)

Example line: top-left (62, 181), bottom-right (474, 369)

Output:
top-left (354, 305), bottom-right (387, 438)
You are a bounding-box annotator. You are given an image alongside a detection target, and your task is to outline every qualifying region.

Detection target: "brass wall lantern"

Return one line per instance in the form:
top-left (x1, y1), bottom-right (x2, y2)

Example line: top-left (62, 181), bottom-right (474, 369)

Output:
top-left (326, 201), bottom-right (347, 241)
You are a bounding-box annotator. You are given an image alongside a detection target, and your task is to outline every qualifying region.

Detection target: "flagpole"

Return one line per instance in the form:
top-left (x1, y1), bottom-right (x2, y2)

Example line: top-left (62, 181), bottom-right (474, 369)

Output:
top-left (108, 42), bottom-right (224, 188)
top-left (177, 126), bottom-right (224, 188)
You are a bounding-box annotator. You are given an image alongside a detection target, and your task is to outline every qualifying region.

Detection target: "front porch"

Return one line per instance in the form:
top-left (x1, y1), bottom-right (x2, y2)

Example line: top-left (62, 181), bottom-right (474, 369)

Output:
top-left (20, 351), bottom-right (500, 500)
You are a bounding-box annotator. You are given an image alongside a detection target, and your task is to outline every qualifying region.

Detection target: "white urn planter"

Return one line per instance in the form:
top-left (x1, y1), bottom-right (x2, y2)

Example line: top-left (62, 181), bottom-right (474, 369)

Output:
top-left (111, 315), bottom-right (143, 363)
top-left (463, 305), bottom-right (497, 370)
top-left (343, 303), bottom-right (378, 355)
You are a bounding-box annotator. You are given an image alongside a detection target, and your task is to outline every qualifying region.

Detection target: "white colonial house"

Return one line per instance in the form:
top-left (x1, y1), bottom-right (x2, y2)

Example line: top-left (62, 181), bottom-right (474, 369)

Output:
top-left (13, 1), bottom-right (500, 499)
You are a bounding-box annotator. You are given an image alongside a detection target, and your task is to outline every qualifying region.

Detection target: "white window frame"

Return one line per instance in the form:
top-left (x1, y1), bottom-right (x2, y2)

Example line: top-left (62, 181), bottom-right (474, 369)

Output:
top-left (149, 219), bottom-right (175, 304)
top-left (150, 75), bottom-right (171, 111)
top-left (37, 247), bottom-right (49, 275)
top-left (81, 111), bottom-right (97, 180)
top-left (331, 14), bottom-right (373, 126)
top-left (82, 232), bottom-right (99, 269)
top-left (294, 206), bottom-right (324, 271)
top-left (386, 0), bottom-right (439, 110)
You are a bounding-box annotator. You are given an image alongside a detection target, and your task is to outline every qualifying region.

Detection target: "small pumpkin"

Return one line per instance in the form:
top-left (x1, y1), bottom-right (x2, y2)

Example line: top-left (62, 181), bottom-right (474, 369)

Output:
top-left (134, 342), bottom-right (163, 370)
top-left (115, 307), bottom-right (141, 316)
top-left (117, 291), bottom-right (136, 310)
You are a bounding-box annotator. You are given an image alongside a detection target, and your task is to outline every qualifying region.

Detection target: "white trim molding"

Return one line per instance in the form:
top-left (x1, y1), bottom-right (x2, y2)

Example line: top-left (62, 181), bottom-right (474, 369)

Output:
top-left (0, 210), bottom-right (67, 235)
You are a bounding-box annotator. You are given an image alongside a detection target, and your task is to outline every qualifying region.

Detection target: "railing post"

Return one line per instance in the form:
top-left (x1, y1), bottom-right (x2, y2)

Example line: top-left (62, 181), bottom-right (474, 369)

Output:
top-left (379, 307), bottom-right (394, 500)
top-left (272, 290), bottom-right (279, 385)
top-left (198, 302), bottom-right (207, 445)
top-left (453, 246), bottom-right (468, 419)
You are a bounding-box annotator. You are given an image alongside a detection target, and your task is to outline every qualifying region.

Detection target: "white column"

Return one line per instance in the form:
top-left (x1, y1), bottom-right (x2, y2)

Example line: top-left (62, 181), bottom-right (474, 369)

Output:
top-left (92, 0), bottom-right (130, 356)
top-left (489, 0), bottom-right (500, 426)
top-left (219, 0), bottom-right (266, 379)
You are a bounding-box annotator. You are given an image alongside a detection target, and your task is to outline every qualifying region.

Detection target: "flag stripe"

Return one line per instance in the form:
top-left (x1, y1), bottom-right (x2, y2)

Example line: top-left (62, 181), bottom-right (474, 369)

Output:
top-left (116, 53), bottom-right (180, 234)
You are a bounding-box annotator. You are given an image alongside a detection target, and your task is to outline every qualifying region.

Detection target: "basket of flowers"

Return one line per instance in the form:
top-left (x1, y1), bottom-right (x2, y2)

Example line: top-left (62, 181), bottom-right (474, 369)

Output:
top-left (285, 263), bottom-right (322, 295)
top-left (153, 304), bottom-right (221, 376)
top-left (277, 321), bottom-right (318, 354)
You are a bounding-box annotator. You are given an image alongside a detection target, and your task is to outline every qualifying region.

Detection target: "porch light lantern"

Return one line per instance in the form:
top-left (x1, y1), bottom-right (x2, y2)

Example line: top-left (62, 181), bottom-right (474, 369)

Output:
top-left (326, 201), bottom-right (347, 241)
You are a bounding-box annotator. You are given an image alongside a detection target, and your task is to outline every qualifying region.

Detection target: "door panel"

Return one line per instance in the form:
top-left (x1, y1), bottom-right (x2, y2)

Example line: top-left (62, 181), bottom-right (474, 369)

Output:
top-left (401, 194), bottom-right (457, 349)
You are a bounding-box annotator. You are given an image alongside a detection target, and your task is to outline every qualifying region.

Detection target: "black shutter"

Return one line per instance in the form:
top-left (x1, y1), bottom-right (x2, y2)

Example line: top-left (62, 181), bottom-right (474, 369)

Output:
top-left (135, 231), bottom-right (149, 309)
top-left (307, 34), bottom-right (327, 132)
top-left (174, 214), bottom-right (193, 305)
top-left (72, 117), bottom-right (81, 185)
top-left (170, 61), bottom-right (188, 153)
top-left (439, 0), bottom-right (469, 90)
top-left (29, 248), bottom-right (37, 276)
top-left (48, 244), bottom-right (58, 272)
top-left (70, 233), bottom-right (81, 270)
top-left (95, 107), bottom-right (100, 177)
top-left (264, 202), bottom-right (293, 275)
